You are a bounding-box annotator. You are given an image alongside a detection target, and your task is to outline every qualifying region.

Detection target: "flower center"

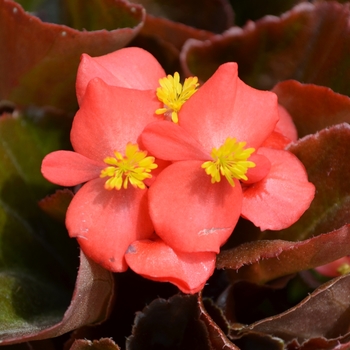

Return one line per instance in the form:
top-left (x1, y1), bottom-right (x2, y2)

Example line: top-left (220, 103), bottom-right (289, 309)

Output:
top-left (337, 263), bottom-right (350, 275)
top-left (201, 137), bottom-right (256, 187)
top-left (100, 143), bottom-right (157, 190)
top-left (155, 72), bottom-right (199, 124)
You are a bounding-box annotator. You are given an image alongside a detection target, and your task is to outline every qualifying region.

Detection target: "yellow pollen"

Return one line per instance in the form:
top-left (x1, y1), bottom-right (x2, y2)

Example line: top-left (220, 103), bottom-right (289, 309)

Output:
top-left (155, 72), bottom-right (199, 123)
top-left (100, 143), bottom-right (157, 190)
top-left (337, 263), bottom-right (350, 275)
top-left (201, 137), bottom-right (256, 187)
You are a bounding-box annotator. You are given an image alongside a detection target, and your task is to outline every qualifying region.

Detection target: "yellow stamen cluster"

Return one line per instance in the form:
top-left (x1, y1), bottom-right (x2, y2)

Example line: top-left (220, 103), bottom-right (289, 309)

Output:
top-left (100, 143), bottom-right (157, 190)
top-left (155, 72), bottom-right (199, 123)
top-left (202, 137), bottom-right (256, 187)
top-left (337, 263), bottom-right (350, 275)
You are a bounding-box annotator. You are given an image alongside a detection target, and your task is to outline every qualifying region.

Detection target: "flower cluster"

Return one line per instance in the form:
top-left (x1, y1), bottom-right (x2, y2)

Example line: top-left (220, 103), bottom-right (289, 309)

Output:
top-left (41, 47), bottom-right (315, 294)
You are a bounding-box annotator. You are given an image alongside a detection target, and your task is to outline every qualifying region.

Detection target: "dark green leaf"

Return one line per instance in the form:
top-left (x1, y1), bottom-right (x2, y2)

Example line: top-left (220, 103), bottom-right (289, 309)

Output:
top-left (0, 108), bottom-right (114, 344)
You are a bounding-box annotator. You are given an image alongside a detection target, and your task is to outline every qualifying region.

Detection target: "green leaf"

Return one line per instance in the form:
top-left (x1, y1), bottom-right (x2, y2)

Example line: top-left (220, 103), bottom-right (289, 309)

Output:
top-left (0, 107), bottom-right (114, 344)
top-left (1, 251), bottom-right (115, 344)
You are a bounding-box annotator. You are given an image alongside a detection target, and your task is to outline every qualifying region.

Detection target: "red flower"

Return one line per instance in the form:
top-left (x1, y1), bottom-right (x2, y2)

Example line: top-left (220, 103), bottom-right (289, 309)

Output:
top-left (41, 49), bottom-right (165, 272)
top-left (41, 47), bottom-right (216, 293)
top-left (76, 48), bottom-right (216, 293)
top-left (134, 63), bottom-right (315, 258)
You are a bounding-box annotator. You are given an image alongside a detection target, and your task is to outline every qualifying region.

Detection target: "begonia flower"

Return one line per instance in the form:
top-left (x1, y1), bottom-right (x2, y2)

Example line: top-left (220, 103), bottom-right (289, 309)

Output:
top-left (41, 47), bottom-right (215, 294)
top-left (137, 62), bottom-right (315, 257)
top-left (41, 77), bottom-right (161, 272)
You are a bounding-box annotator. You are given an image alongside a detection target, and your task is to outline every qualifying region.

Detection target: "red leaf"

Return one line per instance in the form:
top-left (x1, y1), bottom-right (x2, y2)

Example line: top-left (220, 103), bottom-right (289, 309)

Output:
top-left (182, 2), bottom-right (350, 97)
top-left (0, 0), bottom-right (145, 111)
top-left (217, 225), bottom-right (350, 284)
top-left (273, 80), bottom-right (350, 138)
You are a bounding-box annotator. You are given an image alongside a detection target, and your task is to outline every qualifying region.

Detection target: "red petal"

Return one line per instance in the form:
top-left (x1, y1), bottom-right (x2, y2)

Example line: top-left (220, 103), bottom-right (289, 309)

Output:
top-left (179, 63), bottom-right (279, 151)
top-left (262, 105), bottom-right (297, 149)
top-left (261, 130), bottom-right (292, 150)
top-left (242, 147), bottom-right (315, 230)
top-left (276, 104), bottom-right (298, 141)
top-left (144, 158), bottom-right (172, 187)
top-left (41, 151), bottom-right (104, 186)
top-left (141, 121), bottom-right (210, 161)
top-left (149, 161), bottom-right (242, 253)
top-left (71, 78), bottom-right (160, 161)
top-left (76, 47), bottom-right (165, 104)
top-left (315, 256), bottom-right (350, 277)
top-left (243, 153), bottom-right (271, 184)
top-left (125, 239), bottom-right (216, 294)
top-left (66, 178), bottom-right (154, 272)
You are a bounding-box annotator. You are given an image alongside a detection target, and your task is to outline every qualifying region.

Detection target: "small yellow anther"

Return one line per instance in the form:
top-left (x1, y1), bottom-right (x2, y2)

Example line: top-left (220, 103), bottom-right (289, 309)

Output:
top-left (337, 263), bottom-right (350, 275)
top-left (100, 143), bottom-right (157, 190)
top-left (155, 72), bottom-right (199, 123)
top-left (202, 137), bottom-right (255, 186)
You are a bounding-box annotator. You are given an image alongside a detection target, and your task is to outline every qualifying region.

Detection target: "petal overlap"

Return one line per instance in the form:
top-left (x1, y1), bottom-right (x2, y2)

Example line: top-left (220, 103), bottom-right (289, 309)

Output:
top-left (125, 239), bottom-right (216, 294)
top-left (71, 78), bottom-right (160, 161)
top-left (148, 161), bottom-right (243, 253)
top-left (76, 47), bottom-right (166, 103)
top-left (67, 178), bottom-right (154, 272)
top-left (178, 63), bottom-right (279, 151)
top-left (41, 47), bottom-right (315, 294)
top-left (242, 147), bottom-right (316, 230)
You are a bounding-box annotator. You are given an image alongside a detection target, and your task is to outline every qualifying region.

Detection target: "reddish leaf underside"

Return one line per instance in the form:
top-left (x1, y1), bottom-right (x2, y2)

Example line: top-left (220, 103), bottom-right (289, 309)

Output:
top-left (197, 294), bottom-right (240, 350)
top-left (273, 80), bottom-right (350, 138)
top-left (182, 2), bottom-right (350, 97)
top-left (69, 338), bottom-right (121, 350)
top-left (0, 0), bottom-right (145, 111)
top-left (245, 274), bottom-right (350, 345)
top-left (217, 225), bottom-right (350, 284)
